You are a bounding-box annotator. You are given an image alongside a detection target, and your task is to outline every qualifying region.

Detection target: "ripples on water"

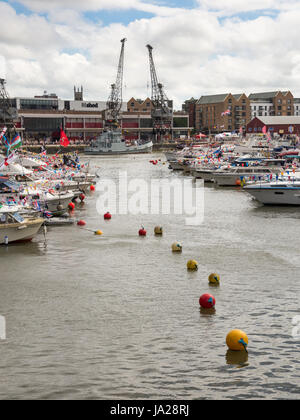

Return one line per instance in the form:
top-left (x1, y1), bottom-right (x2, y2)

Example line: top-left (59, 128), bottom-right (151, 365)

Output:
top-left (0, 154), bottom-right (300, 400)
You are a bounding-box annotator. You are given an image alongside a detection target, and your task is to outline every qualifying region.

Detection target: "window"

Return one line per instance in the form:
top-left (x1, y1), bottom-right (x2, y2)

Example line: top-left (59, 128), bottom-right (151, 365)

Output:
top-left (278, 99), bottom-right (282, 104)
top-left (20, 99), bottom-right (58, 110)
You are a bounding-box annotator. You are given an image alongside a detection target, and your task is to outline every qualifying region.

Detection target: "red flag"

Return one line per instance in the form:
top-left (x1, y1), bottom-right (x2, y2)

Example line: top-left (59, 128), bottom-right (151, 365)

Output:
top-left (60, 129), bottom-right (69, 147)
top-left (262, 126), bottom-right (267, 134)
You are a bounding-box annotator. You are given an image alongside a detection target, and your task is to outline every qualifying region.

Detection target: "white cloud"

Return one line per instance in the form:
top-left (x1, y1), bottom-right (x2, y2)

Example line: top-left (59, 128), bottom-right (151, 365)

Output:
top-left (2, 1), bottom-right (300, 108)
top-left (13, 0), bottom-right (182, 16)
top-left (197, 0), bottom-right (300, 14)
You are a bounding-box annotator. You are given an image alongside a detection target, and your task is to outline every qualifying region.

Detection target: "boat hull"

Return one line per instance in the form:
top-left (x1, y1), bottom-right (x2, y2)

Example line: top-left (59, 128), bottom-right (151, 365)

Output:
top-left (85, 142), bottom-right (153, 155)
top-left (0, 219), bottom-right (44, 244)
top-left (245, 187), bottom-right (300, 205)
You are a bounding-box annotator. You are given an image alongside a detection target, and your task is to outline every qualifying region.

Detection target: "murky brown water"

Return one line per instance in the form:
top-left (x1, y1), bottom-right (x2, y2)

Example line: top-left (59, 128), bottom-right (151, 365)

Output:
top-left (0, 154), bottom-right (300, 400)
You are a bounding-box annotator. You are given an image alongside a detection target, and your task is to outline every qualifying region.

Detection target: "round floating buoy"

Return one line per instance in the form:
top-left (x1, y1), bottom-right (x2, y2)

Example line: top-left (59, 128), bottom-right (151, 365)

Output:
top-left (235, 179), bottom-right (241, 186)
top-left (139, 227), bottom-right (147, 236)
top-left (77, 220), bottom-right (86, 227)
top-left (154, 226), bottom-right (163, 235)
top-left (187, 260), bottom-right (198, 271)
top-left (79, 193), bottom-right (85, 202)
top-left (104, 212), bottom-right (112, 220)
top-left (226, 330), bottom-right (248, 352)
top-left (172, 242), bottom-right (182, 253)
top-left (209, 273), bottom-right (220, 285)
top-left (199, 294), bottom-right (216, 309)
top-left (90, 185), bottom-right (96, 192)
top-left (94, 230), bottom-right (103, 236)
top-left (68, 202), bottom-right (75, 210)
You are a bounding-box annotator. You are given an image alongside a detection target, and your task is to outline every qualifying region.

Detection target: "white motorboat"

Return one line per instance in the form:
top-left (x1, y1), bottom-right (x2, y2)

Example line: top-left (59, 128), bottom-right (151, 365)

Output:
top-left (213, 166), bottom-right (282, 187)
top-left (245, 180), bottom-right (300, 205)
top-left (0, 205), bottom-right (44, 245)
top-left (0, 178), bottom-right (75, 216)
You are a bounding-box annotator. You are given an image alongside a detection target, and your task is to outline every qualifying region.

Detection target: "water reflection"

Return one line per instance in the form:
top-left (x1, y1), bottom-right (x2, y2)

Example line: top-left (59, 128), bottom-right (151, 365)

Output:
top-left (226, 350), bottom-right (249, 368)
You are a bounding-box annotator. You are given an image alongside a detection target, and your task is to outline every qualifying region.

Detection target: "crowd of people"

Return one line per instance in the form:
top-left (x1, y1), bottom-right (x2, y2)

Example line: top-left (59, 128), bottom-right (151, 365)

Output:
top-left (22, 137), bottom-right (95, 146)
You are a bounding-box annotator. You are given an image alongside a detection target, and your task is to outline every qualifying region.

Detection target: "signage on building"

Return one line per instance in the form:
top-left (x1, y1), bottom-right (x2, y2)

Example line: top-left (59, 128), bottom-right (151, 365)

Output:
top-left (82, 103), bottom-right (99, 108)
top-left (289, 125), bottom-right (294, 133)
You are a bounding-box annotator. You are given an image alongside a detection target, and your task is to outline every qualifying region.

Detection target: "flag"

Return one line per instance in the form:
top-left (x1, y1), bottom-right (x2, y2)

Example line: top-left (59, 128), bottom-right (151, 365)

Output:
top-left (60, 129), bottom-right (69, 147)
top-left (262, 126), bottom-right (267, 134)
top-left (43, 211), bottom-right (52, 219)
top-left (2, 134), bottom-right (10, 149)
top-left (0, 153), bottom-right (16, 170)
top-left (10, 134), bottom-right (22, 150)
top-left (221, 109), bottom-right (231, 116)
top-left (0, 127), bottom-right (7, 142)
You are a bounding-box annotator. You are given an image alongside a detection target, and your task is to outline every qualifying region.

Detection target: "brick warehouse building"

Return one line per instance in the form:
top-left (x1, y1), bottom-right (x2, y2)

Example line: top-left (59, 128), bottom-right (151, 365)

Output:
top-left (123, 97), bottom-right (191, 141)
top-left (195, 93), bottom-right (251, 133)
top-left (249, 91), bottom-right (294, 119)
top-left (246, 116), bottom-right (300, 135)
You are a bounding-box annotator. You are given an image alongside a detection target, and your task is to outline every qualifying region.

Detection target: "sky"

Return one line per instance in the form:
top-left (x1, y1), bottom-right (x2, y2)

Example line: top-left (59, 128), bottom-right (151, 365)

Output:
top-left (0, 0), bottom-right (300, 109)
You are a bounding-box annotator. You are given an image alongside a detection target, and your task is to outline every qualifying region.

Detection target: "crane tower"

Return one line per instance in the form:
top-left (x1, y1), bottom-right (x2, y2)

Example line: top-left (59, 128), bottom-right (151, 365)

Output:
top-left (106, 38), bottom-right (126, 127)
top-left (146, 44), bottom-right (172, 142)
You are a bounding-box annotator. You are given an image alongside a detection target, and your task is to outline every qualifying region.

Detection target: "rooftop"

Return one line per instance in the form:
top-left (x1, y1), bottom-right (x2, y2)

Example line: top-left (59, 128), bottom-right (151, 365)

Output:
top-left (253, 116), bottom-right (300, 125)
top-left (197, 94), bottom-right (229, 105)
top-left (249, 91), bottom-right (290, 100)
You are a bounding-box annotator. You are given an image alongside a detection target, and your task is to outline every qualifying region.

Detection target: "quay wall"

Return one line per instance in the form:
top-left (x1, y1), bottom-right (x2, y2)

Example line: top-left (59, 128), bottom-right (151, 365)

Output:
top-left (1, 143), bottom-right (178, 155)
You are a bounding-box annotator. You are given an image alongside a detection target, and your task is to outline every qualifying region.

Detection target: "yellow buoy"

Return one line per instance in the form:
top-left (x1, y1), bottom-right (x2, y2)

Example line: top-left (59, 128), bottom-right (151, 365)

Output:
top-left (209, 273), bottom-right (220, 285)
top-left (94, 230), bottom-right (103, 236)
top-left (226, 330), bottom-right (248, 352)
top-left (172, 242), bottom-right (182, 253)
top-left (154, 226), bottom-right (163, 235)
top-left (187, 260), bottom-right (198, 271)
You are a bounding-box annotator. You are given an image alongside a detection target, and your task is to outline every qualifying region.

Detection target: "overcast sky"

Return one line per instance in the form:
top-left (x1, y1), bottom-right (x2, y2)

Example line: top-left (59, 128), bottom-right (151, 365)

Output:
top-left (0, 0), bottom-right (300, 109)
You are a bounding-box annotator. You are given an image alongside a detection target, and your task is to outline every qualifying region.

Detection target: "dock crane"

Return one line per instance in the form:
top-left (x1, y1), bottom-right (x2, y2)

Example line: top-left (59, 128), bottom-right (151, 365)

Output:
top-left (105, 38), bottom-right (126, 128)
top-left (0, 78), bottom-right (17, 126)
top-left (146, 44), bottom-right (172, 142)
top-left (0, 78), bottom-right (18, 143)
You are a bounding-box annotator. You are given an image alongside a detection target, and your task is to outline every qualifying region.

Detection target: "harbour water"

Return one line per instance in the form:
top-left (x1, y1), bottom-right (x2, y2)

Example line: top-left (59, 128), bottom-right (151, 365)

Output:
top-left (0, 153), bottom-right (300, 400)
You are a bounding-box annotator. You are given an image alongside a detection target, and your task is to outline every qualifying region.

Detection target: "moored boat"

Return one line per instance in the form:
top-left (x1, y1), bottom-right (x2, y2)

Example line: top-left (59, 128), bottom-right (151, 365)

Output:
top-left (0, 205), bottom-right (44, 245)
top-left (85, 130), bottom-right (153, 155)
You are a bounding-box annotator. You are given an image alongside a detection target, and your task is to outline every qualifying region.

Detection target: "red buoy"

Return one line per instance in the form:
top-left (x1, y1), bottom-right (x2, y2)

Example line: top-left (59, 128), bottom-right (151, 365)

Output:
top-left (90, 185), bottom-right (96, 192)
top-left (79, 193), bottom-right (85, 202)
top-left (68, 202), bottom-right (75, 210)
top-left (77, 220), bottom-right (86, 227)
top-left (199, 294), bottom-right (216, 309)
top-left (104, 212), bottom-right (112, 220)
top-left (139, 227), bottom-right (147, 236)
